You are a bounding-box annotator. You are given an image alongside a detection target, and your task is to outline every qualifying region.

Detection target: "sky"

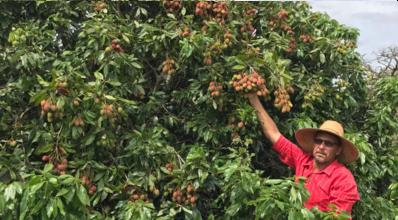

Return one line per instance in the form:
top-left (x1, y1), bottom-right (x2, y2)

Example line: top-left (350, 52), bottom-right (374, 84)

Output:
top-left (308, 0), bottom-right (398, 67)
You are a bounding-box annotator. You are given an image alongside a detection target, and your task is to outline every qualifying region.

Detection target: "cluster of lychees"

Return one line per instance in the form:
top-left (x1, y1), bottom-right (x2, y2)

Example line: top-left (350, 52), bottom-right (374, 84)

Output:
top-left (40, 99), bottom-right (63, 122)
top-left (161, 58), bottom-right (176, 75)
top-left (303, 83), bottom-right (325, 105)
top-left (281, 24), bottom-right (294, 35)
top-left (274, 87), bottom-right (294, 113)
top-left (149, 186), bottom-right (160, 197)
top-left (81, 175), bottom-right (97, 194)
top-left (208, 81), bottom-right (223, 97)
top-left (346, 41), bottom-right (356, 49)
top-left (72, 98), bottom-right (80, 106)
top-left (203, 51), bottom-right (212, 65)
top-left (180, 26), bottom-right (190, 37)
top-left (101, 104), bottom-right (114, 118)
top-left (268, 9), bottom-right (294, 36)
top-left (277, 9), bottom-right (289, 20)
top-left (195, 2), bottom-right (212, 16)
top-left (41, 146), bottom-right (68, 175)
top-left (72, 117), bottom-right (84, 126)
top-left (212, 2), bottom-right (228, 24)
top-left (171, 183), bottom-right (197, 206)
top-left (240, 20), bottom-right (255, 34)
top-left (230, 71), bottom-right (269, 96)
top-left (40, 99), bottom-right (57, 113)
top-left (195, 2), bottom-right (228, 25)
top-left (240, 8), bottom-right (257, 34)
top-left (163, 0), bottom-right (182, 13)
top-left (53, 158), bottom-right (68, 175)
top-left (300, 34), bottom-right (314, 43)
top-left (245, 46), bottom-right (261, 58)
top-left (129, 191), bottom-right (150, 203)
top-left (111, 39), bottom-right (123, 53)
top-left (222, 31), bottom-right (233, 48)
top-left (268, 18), bottom-right (277, 31)
top-left (228, 116), bottom-right (245, 142)
top-left (285, 39), bottom-right (297, 54)
top-left (228, 119), bottom-right (245, 130)
top-left (165, 163), bottom-right (174, 172)
top-left (93, 1), bottom-right (107, 13)
top-left (244, 8), bottom-right (257, 17)
top-left (56, 81), bottom-right (69, 96)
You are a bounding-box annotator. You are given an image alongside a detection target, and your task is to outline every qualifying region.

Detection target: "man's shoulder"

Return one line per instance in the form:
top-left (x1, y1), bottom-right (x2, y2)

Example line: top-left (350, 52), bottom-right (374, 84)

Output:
top-left (329, 161), bottom-right (360, 200)
top-left (330, 161), bottom-right (356, 182)
top-left (274, 134), bottom-right (303, 150)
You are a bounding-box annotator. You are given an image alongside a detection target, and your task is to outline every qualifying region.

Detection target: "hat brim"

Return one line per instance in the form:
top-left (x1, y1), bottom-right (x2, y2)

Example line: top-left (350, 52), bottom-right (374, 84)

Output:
top-left (295, 128), bottom-right (359, 164)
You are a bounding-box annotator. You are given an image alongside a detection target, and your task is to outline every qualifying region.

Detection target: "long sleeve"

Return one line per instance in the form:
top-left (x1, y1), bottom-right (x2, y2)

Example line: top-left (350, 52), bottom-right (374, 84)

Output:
top-left (272, 135), bottom-right (307, 169)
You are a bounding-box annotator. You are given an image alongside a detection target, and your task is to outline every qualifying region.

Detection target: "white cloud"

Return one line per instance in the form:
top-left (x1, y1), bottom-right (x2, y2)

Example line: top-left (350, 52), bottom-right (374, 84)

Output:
top-left (308, 1), bottom-right (398, 66)
top-left (311, 1), bottom-right (398, 14)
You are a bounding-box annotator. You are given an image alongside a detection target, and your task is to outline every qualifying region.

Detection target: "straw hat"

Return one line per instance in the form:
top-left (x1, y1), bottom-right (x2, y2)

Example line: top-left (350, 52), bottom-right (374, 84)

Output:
top-left (295, 120), bottom-right (359, 164)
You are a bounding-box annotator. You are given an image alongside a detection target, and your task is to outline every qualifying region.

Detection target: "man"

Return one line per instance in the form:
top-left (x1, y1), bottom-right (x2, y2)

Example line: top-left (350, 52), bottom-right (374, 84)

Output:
top-left (247, 93), bottom-right (360, 214)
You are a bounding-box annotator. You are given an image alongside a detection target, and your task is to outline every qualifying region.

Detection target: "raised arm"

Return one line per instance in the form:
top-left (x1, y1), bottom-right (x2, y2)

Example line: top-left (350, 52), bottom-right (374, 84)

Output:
top-left (247, 93), bottom-right (281, 144)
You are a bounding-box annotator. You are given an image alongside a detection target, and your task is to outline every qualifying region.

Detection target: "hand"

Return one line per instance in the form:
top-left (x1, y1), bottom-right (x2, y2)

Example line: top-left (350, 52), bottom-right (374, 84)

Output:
top-left (245, 92), bottom-right (257, 99)
top-left (245, 92), bottom-right (260, 106)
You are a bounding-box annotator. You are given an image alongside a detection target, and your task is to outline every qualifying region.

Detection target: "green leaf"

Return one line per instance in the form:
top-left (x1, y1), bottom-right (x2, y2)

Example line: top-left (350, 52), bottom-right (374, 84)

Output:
top-left (64, 188), bottom-right (75, 203)
top-left (104, 64), bottom-right (109, 76)
top-left (131, 62), bottom-right (142, 69)
top-left (182, 206), bottom-right (193, 215)
top-left (122, 34), bottom-right (130, 43)
top-left (30, 90), bottom-right (48, 104)
top-left (288, 210), bottom-right (296, 220)
top-left (94, 72), bottom-right (104, 80)
top-left (56, 188), bottom-right (69, 197)
top-left (30, 182), bottom-right (45, 195)
top-left (84, 50), bottom-right (91, 58)
top-left (212, 101), bottom-right (217, 109)
top-left (83, 135), bottom-right (96, 146)
top-left (232, 65), bottom-right (245, 70)
top-left (226, 203), bottom-right (241, 216)
top-left (46, 198), bottom-right (55, 218)
top-left (290, 187), bottom-right (297, 202)
top-left (320, 53), bottom-right (326, 64)
top-left (280, 71), bottom-right (293, 80)
top-left (56, 98), bottom-right (65, 110)
top-left (56, 197), bottom-right (66, 216)
top-left (98, 51), bottom-right (105, 62)
top-left (35, 144), bottom-right (53, 155)
top-left (61, 176), bottom-right (75, 185)
top-left (77, 185), bottom-right (90, 206)
top-left (4, 184), bottom-right (16, 202)
top-left (166, 13), bottom-right (176, 20)
top-left (31, 200), bottom-right (45, 216)
top-left (19, 191), bottom-right (29, 220)
top-left (43, 163), bottom-right (54, 173)
top-left (108, 80), bottom-right (122, 86)
top-left (104, 95), bottom-right (116, 100)
top-left (36, 75), bottom-right (50, 87)
top-left (265, 179), bottom-right (283, 185)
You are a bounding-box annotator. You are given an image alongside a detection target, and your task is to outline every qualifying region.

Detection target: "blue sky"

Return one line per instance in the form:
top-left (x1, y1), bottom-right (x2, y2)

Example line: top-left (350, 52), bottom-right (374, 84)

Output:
top-left (308, 0), bottom-right (398, 67)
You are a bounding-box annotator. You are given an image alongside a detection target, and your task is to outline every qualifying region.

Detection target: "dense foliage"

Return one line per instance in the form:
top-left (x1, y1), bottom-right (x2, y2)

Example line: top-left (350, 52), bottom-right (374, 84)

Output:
top-left (0, 1), bottom-right (397, 219)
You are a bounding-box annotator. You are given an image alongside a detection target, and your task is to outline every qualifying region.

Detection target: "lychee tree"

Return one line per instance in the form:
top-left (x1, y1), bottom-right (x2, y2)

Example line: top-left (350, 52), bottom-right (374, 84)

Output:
top-left (0, 1), bottom-right (397, 219)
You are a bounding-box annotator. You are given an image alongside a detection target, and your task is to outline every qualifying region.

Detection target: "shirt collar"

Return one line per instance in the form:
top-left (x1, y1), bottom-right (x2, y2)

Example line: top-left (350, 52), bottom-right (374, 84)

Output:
top-left (304, 159), bottom-right (341, 176)
top-left (320, 160), bottom-right (341, 176)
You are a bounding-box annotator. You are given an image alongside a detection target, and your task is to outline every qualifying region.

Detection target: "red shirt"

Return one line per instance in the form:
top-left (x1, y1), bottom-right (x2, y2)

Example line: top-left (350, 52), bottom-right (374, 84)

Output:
top-left (273, 135), bottom-right (360, 213)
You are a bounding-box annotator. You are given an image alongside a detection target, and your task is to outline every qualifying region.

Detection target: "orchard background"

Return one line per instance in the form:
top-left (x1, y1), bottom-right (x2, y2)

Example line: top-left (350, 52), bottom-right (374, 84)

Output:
top-left (1, 1), bottom-right (397, 219)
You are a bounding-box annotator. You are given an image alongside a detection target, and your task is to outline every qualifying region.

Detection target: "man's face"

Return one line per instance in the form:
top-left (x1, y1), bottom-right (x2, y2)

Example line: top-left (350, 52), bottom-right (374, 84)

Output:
top-left (312, 132), bottom-right (342, 166)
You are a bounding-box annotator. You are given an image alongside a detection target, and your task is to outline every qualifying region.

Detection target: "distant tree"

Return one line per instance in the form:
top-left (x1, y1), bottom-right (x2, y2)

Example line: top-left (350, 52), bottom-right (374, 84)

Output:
top-left (367, 46), bottom-right (398, 77)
